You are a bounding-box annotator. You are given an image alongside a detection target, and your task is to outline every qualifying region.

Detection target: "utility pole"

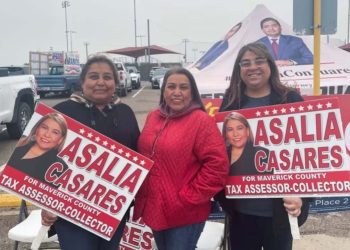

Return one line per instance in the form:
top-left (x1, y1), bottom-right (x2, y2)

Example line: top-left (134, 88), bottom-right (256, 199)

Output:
top-left (348, 0), bottom-right (350, 43)
top-left (84, 42), bottom-right (89, 62)
top-left (62, 1), bottom-right (70, 53)
top-left (134, 0), bottom-right (137, 47)
top-left (69, 30), bottom-right (77, 52)
top-left (147, 19), bottom-right (151, 63)
top-left (182, 39), bottom-right (189, 63)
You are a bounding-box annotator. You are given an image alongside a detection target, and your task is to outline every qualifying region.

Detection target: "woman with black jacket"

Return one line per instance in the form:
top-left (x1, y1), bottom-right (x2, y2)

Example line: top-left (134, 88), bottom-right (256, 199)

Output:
top-left (216, 42), bottom-right (310, 250)
top-left (41, 55), bottom-right (140, 250)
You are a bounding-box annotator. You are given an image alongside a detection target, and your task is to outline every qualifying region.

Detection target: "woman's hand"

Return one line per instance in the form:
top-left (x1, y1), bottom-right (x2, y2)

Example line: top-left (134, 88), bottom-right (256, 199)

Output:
top-left (41, 210), bottom-right (57, 226)
top-left (283, 197), bottom-right (302, 217)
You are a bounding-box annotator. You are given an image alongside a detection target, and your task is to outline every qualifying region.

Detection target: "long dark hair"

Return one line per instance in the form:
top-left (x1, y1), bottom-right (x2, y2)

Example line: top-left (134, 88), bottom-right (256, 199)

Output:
top-left (160, 67), bottom-right (205, 111)
top-left (222, 42), bottom-right (293, 110)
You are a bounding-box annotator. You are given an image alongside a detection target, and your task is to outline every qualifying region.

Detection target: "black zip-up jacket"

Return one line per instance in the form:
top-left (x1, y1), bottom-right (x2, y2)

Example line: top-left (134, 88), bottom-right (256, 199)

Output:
top-left (54, 100), bottom-right (140, 152)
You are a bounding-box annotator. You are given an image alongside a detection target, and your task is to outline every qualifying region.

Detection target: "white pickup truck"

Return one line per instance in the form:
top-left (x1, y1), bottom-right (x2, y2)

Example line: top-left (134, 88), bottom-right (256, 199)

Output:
top-left (115, 62), bottom-right (132, 97)
top-left (0, 68), bottom-right (39, 138)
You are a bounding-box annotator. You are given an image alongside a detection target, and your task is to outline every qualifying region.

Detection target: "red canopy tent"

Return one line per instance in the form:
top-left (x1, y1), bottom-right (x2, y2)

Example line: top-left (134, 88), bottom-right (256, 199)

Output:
top-left (105, 45), bottom-right (181, 59)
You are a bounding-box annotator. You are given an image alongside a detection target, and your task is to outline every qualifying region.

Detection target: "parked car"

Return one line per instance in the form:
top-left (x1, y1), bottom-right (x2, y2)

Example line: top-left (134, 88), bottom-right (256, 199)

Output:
top-left (126, 66), bottom-right (141, 89)
top-left (151, 68), bottom-right (168, 89)
top-left (115, 62), bottom-right (132, 97)
top-left (149, 66), bottom-right (163, 81)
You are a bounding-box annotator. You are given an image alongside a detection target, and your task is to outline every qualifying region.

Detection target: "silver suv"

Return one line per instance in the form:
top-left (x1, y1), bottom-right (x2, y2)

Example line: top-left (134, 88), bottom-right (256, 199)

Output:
top-left (151, 68), bottom-right (168, 89)
top-left (149, 66), bottom-right (163, 81)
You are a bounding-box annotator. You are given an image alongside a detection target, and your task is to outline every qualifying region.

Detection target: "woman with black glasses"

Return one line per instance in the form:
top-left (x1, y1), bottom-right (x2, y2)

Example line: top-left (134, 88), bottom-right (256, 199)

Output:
top-left (216, 42), bottom-right (310, 250)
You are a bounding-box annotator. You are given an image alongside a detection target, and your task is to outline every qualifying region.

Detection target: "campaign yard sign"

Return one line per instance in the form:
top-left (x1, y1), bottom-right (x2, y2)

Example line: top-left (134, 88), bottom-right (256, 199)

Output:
top-left (119, 207), bottom-right (153, 250)
top-left (0, 103), bottom-right (153, 240)
top-left (216, 97), bottom-right (350, 198)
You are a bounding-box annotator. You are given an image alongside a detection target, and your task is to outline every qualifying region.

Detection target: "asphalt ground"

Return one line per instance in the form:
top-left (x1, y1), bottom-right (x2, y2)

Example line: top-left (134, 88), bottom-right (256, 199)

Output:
top-left (1, 204), bottom-right (350, 250)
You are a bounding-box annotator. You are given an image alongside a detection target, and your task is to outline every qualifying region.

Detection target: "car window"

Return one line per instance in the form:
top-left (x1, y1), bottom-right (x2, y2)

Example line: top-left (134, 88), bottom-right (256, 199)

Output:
top-left (115, 63), bottom-right (123, 71)
top-left (51, 66), bottom-right (64, 75)
top-left (127, 66), bottom-right (138, 73)
top-left (153, 68), bottom-right (168, 76)
top-left (0, 66), bottom-right (29, 76)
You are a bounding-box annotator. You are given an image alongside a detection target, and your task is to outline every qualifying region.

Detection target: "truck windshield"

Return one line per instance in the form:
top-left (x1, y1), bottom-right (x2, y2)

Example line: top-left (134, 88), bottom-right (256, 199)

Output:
top-left (50, 66), bottom-right (64, 75)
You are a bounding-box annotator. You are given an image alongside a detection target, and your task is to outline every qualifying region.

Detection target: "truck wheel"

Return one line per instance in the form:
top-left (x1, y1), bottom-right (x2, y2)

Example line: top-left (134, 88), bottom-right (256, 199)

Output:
top-left (118, 88), bottom-right (127, 97)
top-left (63, 86), bottom-right (74, 97)
top-left (127, 81), bottom-right (132, 92)
top-left (6, 102), bottom-right (32, 139)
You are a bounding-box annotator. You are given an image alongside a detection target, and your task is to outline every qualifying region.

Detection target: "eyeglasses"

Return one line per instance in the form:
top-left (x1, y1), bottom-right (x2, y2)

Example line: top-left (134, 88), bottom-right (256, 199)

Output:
top-left (239, 58), bottom-right (268, 68)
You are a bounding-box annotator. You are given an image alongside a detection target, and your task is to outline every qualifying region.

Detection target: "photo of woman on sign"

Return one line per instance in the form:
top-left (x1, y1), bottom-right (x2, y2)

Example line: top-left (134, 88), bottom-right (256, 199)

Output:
top-left (222, 111), bottom-right (270, 176)
top-left (7, 112), bottom-right (68, 185)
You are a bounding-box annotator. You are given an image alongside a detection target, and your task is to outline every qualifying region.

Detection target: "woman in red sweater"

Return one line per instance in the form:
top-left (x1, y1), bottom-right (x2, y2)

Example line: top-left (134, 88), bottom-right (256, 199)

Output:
top-left (134, 67), bottom-right (229, 250)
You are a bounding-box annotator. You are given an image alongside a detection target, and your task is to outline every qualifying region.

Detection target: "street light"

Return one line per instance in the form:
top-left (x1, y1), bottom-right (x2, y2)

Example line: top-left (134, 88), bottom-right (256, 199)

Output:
top-left (69, 30), bottom-right (77, 52)
top-left (62, 1), bottom-right (70, 52)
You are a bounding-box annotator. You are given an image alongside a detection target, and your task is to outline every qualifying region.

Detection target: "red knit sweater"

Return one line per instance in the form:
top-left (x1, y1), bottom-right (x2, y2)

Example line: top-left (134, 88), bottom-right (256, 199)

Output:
top-left (134, 108), bottom-right (229, 230)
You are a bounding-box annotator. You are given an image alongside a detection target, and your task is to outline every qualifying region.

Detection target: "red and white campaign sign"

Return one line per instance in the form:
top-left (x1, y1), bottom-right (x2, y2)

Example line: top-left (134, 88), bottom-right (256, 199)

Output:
top-left (0, 103), bottom-right (153, 240)
top-left (119, 208), bottom-right (153, 250)
top-left (215, 97), bottom-right (350, 198)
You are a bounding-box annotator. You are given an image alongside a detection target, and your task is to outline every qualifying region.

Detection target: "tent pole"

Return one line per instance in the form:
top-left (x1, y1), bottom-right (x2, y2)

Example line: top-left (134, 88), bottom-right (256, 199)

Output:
top-left (313, 0), bottom-right (321, 96)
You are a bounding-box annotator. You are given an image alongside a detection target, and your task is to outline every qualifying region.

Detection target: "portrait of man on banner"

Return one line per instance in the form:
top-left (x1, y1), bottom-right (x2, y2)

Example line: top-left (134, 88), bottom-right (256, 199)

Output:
top-left (257, 17), bottom-right (313, 66)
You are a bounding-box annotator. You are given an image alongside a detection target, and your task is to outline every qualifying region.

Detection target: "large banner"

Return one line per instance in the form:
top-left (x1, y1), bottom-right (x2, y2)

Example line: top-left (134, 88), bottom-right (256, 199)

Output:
top-left (189, 4), bottom-right (350, 98)
top-left (215, 97), bottom-right (350, 198)
top-left (50, 51), bottom-right (65, 65)
top-left (0, 103), bottom-right (153, 240)
top-left (64, 52), bottom-right (81, 75)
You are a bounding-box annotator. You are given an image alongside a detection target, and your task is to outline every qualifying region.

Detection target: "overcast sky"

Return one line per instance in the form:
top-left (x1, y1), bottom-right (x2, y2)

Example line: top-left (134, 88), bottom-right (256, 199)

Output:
top-left (1, 0), bottom-right (349, 65)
